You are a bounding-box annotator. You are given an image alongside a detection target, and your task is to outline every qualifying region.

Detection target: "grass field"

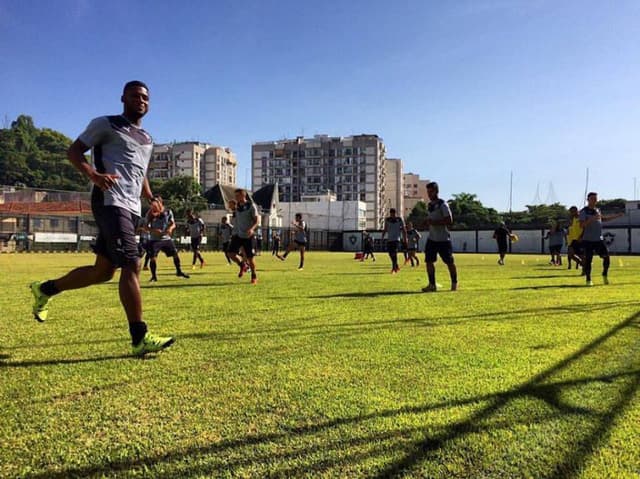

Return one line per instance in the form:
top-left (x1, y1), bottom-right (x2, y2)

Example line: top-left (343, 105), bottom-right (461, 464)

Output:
top-left (1, 251), bottom-right (639, 478)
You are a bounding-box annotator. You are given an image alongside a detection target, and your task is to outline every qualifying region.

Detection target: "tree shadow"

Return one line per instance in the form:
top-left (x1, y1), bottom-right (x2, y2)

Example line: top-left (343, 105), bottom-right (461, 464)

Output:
top-left (311, 291), bottom-right (423, 299)
top-left (513, 282), bottom-right (637, 291)
top-left (142, 282), bottom-right (236, 289)
top-left (26, 311), bottom-right (640, 478)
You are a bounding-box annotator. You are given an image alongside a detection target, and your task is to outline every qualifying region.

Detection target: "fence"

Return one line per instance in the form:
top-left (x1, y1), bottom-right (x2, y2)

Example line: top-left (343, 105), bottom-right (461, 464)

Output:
top-left (3, 212), bottom-right (640, 255)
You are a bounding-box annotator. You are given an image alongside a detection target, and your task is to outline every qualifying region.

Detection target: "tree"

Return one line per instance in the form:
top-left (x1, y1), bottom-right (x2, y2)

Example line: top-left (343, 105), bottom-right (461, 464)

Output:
top-left (447, 193), bottom-right (501, 229)
top-left (406, 200), bottom-right (428, 228)
top-left (153, 176), bottom-right (208, 219)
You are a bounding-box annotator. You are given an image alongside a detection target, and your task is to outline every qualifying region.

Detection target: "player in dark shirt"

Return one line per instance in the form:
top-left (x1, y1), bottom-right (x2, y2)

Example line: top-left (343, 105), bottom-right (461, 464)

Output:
top-left (493, 222), bottom-right (511, 265)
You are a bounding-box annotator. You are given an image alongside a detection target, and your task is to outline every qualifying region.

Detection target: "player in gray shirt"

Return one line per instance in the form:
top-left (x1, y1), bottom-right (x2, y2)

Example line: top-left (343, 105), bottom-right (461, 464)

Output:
top-left (579, 192), bottom-right (624, 285)
top-left (227, 189), bottom-right (259, 284)
top-left (423, 182), bottom-right (458, 292)
top-left (30, 81), bottom-right (174, 356)
top-left (186, 210), bottom-right (206, 269)
top-left (544, 222), bottom-right (565, 266)
top-left (406, 222), bottom-right (422, 267)
top-left (219, 215), bottom-right (233, 264)
top-left (381, 208), bottom-right (407, 273)
top-left (277, 213), bottom-right (308, 270)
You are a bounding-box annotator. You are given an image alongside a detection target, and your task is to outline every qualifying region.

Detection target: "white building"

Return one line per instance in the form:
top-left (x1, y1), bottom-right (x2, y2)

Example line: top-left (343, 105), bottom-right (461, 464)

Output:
top-left (278, 193), bottom-right (367, 231)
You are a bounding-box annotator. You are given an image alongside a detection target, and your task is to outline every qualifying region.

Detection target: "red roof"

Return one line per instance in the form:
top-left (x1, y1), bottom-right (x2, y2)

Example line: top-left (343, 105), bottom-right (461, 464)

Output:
top-left (0, 201), bottom-right (92, 215)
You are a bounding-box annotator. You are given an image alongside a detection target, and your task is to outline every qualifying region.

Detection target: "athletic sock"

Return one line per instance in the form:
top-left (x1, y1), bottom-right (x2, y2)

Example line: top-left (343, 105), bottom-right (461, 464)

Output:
top-left (451, 272), bottom-right (458, 284)
top-left (40, 280), bottom-right (60, 297)
top-left (603, 257), bottom-right (610, 276)
top-left (283, 252), bottom-right (289, 258)
top-left (150, 261), bottom-right (157, 279)
top-left (143, 255), bottom-right (150, 268)
top-left (129, 321), bottom-right (148, 346)
top-left (428, 271), bottom-right (435, 285)
top-left (173, 256), bottom-right (182, 274)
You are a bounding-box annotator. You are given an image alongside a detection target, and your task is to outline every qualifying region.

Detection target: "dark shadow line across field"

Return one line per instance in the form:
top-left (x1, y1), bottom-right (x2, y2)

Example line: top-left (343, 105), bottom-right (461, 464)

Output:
top-left (0, 353), bottom-right (141, 369)
top-left (311, 291), bottom-right (423, 299)
top-left (371, 310), bottom-right (640, 478)
top-left (142, 282), bottom-right (237, 289)
top-left (24, 361), bottom-right (640, 479)
top-left (7, 300), bottom-right (635, 353)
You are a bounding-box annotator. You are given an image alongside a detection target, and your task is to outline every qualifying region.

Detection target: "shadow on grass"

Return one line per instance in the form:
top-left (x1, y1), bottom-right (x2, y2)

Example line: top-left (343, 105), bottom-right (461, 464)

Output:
top-left (311, 291), bottom-right (423, 298)
top-left (26, 310), bottom-right (640, 478)
top-left (0, 353), bottom-right (144, 369)
top-left (513, 282), bottom-right (637, 291)
top-left (142, 282), bottom-right (236, 289)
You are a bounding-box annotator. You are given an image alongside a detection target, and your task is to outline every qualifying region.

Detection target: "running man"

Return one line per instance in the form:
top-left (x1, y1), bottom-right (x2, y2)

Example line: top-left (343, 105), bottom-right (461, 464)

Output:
top-left (227, 189), bottom-right (259, 284)
top-left (271, 231), bottom-right (281, 256)
top-left (219, 215), bottom-right (233, 265)
top-left (422, 182), bottom-right (458, 292)
top-left (544, 221), bottom-right (565, 266)
top-left (493, 221), bottom-right (511, 265)
top-left (566, 206), bottom-right (584, 270)
top-left (186, 210), bottom-right (205, 269)
top-left (362, 231), bottom-right (376, 262)
top-left (29, 81), bottom-right (174, 355)
top-left (579, 192), bottom-right (624, 286)
top-left (381, 208), bottom-right (407, 273)
top-left (145, 196), bottom-right (190, 282)
top-left (406, 222), bottom-right (421, 267)
top-left (277, 213), bottom-right (307, 270)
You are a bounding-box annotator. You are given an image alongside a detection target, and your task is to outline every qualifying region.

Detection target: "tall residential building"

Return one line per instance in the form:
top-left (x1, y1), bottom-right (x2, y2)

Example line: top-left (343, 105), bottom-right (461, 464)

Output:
top-left (149, 142), bottom-right (237, 190)
top-left (403, 172), bottom-right (430, 217)
top-left (384, 158), bottom-right (404, 215)
top-left (252, 134), bottom-right (387, 229)
top-left (203, 146), bottom-right (237, 190)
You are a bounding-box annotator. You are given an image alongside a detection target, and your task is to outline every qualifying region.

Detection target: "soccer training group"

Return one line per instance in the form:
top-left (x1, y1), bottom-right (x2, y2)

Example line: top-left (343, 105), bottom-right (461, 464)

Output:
top-left (28, 81), bottom-right (624, 356)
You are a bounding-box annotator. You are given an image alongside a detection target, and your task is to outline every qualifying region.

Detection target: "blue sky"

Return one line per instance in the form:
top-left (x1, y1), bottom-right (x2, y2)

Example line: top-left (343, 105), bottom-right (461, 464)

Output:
top-left (1, 0), bottom-right (639, 211)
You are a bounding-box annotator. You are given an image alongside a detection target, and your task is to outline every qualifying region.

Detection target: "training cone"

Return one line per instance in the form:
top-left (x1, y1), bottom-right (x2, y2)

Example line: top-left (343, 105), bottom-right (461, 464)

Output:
top-left (618, 258), bottom-right (624, 267)
top-left (481, 256), bottom-right (485, 260)
top-left (521, 260), bottom-right (526, 265)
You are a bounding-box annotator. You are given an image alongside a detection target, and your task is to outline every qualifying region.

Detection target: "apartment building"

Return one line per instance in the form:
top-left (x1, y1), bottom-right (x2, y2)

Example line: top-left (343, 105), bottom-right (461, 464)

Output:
top-left (384, 158), bottom-right (404, 215)
top-left (148, 142), bottom-right (237, 190)
top-left (403, 172), bottom-right (430, 216)
top-left (252, 134), bottom-right (387, 229)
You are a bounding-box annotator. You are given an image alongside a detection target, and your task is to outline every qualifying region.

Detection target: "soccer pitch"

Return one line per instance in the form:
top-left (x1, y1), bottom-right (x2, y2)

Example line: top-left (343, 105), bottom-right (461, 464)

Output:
top-left (1, 252), bottom-right (639, 478)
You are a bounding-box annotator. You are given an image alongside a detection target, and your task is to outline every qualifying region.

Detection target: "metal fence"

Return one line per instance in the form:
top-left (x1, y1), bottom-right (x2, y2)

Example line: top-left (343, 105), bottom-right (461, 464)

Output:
top-left (3, 212), bottom-right (640, 255)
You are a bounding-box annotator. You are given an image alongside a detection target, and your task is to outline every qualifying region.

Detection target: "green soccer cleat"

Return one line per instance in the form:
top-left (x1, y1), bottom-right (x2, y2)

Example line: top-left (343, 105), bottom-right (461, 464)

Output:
top-left (30, 281), bottom-right (50, 322)
top-left (132, 333), bottom-right (175, 356)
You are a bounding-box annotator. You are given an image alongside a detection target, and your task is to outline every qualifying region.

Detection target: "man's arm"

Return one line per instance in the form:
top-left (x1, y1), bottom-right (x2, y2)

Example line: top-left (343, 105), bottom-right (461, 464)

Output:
top-left (141, 177), bottom-right (154, 202)
top-left (67, 139), bottom-right (120, 191)
top-left (602, 212), bottom-right (625, 222)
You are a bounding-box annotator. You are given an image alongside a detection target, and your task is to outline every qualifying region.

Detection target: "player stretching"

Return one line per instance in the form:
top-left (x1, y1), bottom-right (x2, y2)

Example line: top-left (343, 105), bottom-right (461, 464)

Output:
top-left (381, 208), bottom-right (407, 273)
top-left (579, 192), bottom-right (624, 286)
top-left (422, 182), bottom-right (458, 292)
top-left (227, 189), bottom-right (259, 284)
top-left (219, 216), bottom-right (233, 265)
top-left (277, 213), bottom-right (307, 270)
top-left (29, 81), bottom-right (174, 355)
top-left (566, 206), bottom-right (583, 270)
top-left (186, 210), bottom-right (205, 269)
top-left (406, 222), bottom-right (421, 267)
top-left (145, 196), bottom-right (190, 282)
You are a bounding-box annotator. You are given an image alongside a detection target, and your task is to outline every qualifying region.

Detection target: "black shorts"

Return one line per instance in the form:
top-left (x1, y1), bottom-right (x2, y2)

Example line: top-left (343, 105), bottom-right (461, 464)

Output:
top-left (549, 244), bottom-right (562, 254)
top-left (229, 235), bottom-right (255, 258)
top-left (147, 239), bottom-right (178, 258)
top-left (569, 240), bottom-right (583, 254)
top-left (92, 204), bottom-right (140, 268)
top-left (294, 240), bottom-right (307, 248)
top-left (386, 240), bottom-right (400, 253)
top-left (222, 241), bottom-right (230, 253)
top-left (191, 237), bottom-right (202, 251)
top-left (583, 240), bottom-right (609, 258)
top-left (497, 240), bottom-right (508, 254)
top-left (425, 239), bottom-right (454, 264)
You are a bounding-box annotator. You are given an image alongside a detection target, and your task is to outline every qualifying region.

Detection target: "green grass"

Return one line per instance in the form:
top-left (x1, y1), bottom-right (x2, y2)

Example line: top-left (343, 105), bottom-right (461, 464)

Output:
top-left (1, 251), bottom-right (639, 478)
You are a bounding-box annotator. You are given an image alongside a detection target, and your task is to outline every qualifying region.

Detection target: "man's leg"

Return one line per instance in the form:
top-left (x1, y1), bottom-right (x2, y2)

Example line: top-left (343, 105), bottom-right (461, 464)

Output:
top-left (42, 254), bottom-right (116, 294)
top-left (149, 256), bottom-right (158, 281)
top-left (447, 261), bottom-right (458, 290)
top-left (299, 246), bottom-right (305, 269)
top-left (426, 262), bottom-right (436, 288)
top-left (173, 252), bottom-right (189, 278)
top-left (583, 244), bottom-right (594, 283)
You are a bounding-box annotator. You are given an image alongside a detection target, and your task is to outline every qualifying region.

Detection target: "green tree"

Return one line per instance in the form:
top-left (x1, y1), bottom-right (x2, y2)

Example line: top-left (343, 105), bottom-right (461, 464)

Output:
top-left (448, 193), bottom-right (501, 229)
top-left (406, 200), bottom-right (428, 228)
top-left (154, 176), bottom-right (208, 219)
